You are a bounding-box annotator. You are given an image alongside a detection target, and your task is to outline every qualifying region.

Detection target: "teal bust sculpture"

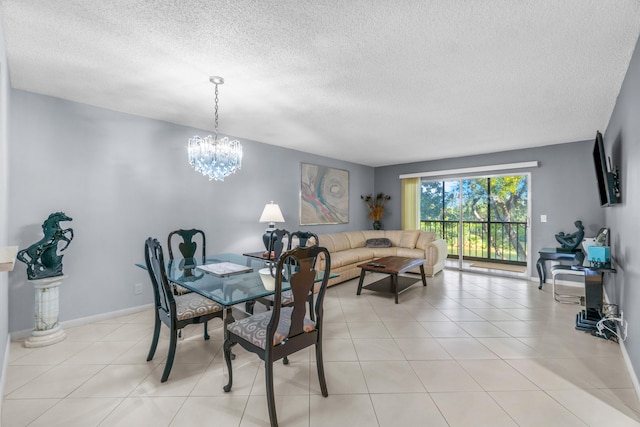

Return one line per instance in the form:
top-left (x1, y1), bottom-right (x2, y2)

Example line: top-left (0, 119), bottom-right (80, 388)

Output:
top-left (555, 220), bottom-right (584, 251)
top-left (17, 212), bottom-right (74, 280)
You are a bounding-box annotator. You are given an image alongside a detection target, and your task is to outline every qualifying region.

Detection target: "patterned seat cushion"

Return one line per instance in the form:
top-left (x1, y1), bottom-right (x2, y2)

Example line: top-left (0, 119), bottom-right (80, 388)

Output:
top-left (173, 284), bottom-right (192, 295)
top-left (259, 290), bottom-right (295, 305)
top-left (280, 290), bottom-right (294, 305)
top-left (175, 292), bottom-right (223, 320)
top-left (227, 307), bottom-right (316, 348)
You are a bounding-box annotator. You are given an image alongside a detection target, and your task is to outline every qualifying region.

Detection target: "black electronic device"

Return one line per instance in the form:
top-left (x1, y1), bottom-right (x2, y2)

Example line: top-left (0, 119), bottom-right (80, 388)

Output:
top-left (592, 130), bottom-right (620, 206)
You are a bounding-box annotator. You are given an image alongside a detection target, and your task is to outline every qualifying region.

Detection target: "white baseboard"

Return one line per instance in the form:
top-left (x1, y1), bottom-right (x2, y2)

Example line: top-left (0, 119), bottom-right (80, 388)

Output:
top-left (9, 303), bottom-right (154, 341)
top-left (618, 335), bottom-right (640, 401)
top-left (1, 337), bottom-right (10, 421)
top-left (602, 287), bottom-right (640, 402)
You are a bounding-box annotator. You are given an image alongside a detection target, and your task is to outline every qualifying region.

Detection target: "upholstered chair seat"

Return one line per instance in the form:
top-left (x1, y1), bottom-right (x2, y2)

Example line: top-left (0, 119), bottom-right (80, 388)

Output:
top-left (227, 307), bottom-right (315, 348)
top-left (173, 284), bottom-right (192, 296)
top-left (175, 292), bottom-right (223, 321)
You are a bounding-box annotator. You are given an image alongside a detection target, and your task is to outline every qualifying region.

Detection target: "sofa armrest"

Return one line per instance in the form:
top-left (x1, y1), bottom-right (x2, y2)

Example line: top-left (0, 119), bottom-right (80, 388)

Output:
top-left (425, 238), bottom-right (448, 266)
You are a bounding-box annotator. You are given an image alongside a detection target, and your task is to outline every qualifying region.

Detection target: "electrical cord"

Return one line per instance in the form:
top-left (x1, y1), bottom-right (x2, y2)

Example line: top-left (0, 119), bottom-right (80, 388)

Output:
top-left (594, 316), bottom-right (627, 342)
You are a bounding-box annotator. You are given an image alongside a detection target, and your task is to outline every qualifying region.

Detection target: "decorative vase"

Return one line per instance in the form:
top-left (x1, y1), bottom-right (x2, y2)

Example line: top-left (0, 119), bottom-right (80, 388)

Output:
top-left (373, 221), bottom-right (381, 230)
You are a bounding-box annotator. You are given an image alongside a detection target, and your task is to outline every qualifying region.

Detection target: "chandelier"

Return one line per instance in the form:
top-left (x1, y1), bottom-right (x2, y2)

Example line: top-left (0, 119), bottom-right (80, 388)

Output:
top-left (188, 76), bottom-right (242, 181)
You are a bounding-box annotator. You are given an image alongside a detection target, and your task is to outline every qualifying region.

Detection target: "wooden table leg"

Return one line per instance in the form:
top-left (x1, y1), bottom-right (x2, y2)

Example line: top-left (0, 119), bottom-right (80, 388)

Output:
top-left (536, 257), bottom-right (545, 289)
top-left (392, 274), bottom-right (399, 304)
top-left (356, 269), bottom-right (366, 295)
top-left (419, 265), bottom-right (427, 287)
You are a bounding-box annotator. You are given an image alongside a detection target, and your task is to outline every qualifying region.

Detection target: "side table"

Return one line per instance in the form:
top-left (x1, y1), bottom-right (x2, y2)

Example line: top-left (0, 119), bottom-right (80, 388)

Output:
top-left (573, 261), bottom-right (616, 332)
top-left (536, 248), bottom-right (581, 289)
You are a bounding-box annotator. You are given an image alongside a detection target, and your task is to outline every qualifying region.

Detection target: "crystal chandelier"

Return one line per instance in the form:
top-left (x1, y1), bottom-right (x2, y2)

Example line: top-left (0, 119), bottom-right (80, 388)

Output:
top-left (188, 76), bottom-right (242, 181)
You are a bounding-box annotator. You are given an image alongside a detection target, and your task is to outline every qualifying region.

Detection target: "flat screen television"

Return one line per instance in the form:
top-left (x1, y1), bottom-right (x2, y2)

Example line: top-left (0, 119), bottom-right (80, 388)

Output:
top-left (592, 130), bottom-right (619, 206)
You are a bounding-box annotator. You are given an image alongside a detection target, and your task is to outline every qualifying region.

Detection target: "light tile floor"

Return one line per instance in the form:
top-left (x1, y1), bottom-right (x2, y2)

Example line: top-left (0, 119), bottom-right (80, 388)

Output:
top-left (3, 270), bottom-right (640, 426)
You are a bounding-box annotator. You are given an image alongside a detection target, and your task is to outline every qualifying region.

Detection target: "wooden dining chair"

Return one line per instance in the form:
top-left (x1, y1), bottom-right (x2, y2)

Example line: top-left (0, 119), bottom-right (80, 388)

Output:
top-left (245, 229), bottom-right (290, 315)
top-left (223, 245), bottom-right (332, 427)
top-left (289, 230), bottom-right (318, 248)
top-left (256, 231), bottom-right (319, 321)
top-left (167, 228), bottom-right (206, 295)
top-left (144, 237), bottom-right (223, 382)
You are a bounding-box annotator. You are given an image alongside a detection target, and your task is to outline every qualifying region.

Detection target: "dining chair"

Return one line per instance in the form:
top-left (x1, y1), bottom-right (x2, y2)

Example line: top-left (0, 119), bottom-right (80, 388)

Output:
top-left (223, 245), bottom-right (332, 427)
top-left (551, 264), bottom-right (585, 304)
top-left (167, 228), bottom-right (206, 295)
top-left (289, 230), bottom-right (319, 249)
top-left (265, 228), bottom-right (290, 265)
top-left (144, 237), bottom-right (223, 382)
top-left (245, 229), bottom-right (290, 315)
top-left (256, 231), bottom-right (320, 321)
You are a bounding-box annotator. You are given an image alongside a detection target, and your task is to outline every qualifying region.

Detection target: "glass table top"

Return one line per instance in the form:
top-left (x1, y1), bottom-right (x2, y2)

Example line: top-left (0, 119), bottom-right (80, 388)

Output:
top-left (137, 253), bottom-right (335, 307)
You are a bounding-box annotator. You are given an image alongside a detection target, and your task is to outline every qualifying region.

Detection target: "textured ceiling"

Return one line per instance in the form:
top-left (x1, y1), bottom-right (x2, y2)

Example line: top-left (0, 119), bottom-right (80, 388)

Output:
top-left (1, 1), bottom-right (640, 167)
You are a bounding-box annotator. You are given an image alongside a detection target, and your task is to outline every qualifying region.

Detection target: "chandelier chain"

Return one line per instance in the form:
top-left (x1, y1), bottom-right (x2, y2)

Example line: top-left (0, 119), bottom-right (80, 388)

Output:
top-left (187, 75), bottom-right (242, 181)
top-left (214, 83), bottom-right (219, 139)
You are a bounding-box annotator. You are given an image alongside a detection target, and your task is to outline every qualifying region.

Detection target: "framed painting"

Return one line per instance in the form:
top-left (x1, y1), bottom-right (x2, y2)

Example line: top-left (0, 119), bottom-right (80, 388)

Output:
top-left (300, 163), bottom-right (349, 225)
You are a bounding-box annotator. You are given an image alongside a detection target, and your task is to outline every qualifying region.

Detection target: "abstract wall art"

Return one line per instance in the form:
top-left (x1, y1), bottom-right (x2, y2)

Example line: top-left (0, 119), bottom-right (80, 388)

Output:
top-left (300, 163), bottom-right (349, 225)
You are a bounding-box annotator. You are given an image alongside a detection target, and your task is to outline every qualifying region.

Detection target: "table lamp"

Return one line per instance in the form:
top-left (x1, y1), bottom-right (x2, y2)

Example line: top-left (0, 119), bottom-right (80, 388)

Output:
top-left (259, 201), bottom-right (285, 251)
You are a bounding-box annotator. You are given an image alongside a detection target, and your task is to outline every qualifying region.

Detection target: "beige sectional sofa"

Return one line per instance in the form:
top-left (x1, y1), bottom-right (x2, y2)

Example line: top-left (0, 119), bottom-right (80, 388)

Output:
top-left (315, 230), bottom-right (448, 287)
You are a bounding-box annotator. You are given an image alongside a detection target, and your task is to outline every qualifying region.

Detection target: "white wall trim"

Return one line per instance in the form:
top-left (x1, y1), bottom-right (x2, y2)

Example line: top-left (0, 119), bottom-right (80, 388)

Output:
top-left (603, 288), bottom-right (640, 402)
top-left (9, 303), bottom-right (154, 340)
top-left (0, 337), bottom-right (9, 420)
top-left (618, 333), bottom-right (640, 402)
top-left (399, 161), bottom-right (539, 179)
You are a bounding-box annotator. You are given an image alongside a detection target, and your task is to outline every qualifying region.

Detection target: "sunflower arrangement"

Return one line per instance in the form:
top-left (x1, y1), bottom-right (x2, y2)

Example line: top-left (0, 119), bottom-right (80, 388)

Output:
top-left (361, 193), bottom-right (391, 221)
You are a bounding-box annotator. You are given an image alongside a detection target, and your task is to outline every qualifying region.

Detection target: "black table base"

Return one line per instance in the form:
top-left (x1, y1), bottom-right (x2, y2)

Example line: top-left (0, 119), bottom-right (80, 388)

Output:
top-left (575, 309), bottom-right (602, 332)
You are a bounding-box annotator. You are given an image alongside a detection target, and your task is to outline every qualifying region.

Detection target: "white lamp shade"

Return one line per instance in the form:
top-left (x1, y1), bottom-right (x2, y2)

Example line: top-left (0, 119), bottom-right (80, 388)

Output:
top-left (259, 202), bottom-right (285, 223)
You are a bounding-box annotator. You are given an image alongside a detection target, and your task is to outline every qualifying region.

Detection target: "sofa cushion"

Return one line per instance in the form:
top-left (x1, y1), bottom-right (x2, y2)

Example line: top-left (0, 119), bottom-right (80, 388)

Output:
top-left (329, 250), bottom-right (363, 268)
top-left (399, 230), bottom-right (420, 249)
top-left (365, 238), bottom-right (392, 248)
top-left (372, 247), bottom-right (398, 257)
top-left (324, 233), bottom-right (352, 252)
top-left (396, 247), bottom-right (426, 259)
top-left (362, 230), bottom-right (385, 241)
top-left (416, 231), bottom-right (437, 250)
top-left (345, 231), bottom-right (367, 249)
top-left (350, 247), bottom-right (377, 261)
top-left (383, 230), bottom-right (405, 247)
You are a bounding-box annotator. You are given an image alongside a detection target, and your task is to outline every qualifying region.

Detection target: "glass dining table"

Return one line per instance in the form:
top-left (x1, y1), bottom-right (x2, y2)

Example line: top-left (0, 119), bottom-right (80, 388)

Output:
top-left (136, 253), bottom-right (335, 337)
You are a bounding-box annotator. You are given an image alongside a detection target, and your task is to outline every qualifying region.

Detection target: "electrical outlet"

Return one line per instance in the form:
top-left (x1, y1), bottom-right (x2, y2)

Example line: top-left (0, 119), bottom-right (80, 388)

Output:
top-left (134, 283), bottom-right (143, 295)
top-left (621, 311), bottom-right (628, 337)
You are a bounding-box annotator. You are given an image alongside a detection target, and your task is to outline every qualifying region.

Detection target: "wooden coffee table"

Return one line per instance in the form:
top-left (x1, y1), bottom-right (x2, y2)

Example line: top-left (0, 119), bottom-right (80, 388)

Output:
top-left (356, 256), bottom-right (427, 304)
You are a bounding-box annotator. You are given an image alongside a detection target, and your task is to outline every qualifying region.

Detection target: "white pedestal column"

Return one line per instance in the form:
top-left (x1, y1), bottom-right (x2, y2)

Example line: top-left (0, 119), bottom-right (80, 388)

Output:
top-left (24, 275), bottom-right (67, 348)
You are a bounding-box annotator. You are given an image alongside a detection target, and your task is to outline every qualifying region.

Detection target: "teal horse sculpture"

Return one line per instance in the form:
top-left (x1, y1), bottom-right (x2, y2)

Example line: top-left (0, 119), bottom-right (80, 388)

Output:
top-left (17, 212), bottom-right (74, 280)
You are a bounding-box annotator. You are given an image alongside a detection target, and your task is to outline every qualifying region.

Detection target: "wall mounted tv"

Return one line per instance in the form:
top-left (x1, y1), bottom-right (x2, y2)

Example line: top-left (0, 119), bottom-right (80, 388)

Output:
top-left (592, 130), bottom-right (620, 206)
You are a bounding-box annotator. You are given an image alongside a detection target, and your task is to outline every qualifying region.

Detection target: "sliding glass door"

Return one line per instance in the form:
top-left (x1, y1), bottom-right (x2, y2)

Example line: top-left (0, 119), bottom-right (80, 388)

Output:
top-left (420, 174), bottom-right (529, 273)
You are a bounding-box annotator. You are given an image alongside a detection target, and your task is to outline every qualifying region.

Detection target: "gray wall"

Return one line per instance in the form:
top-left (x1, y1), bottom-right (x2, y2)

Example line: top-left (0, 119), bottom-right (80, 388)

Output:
top-left (603, 31), bottom-right (640, 380)
top-left (0, 18), bottom-right (10, 396)
top-left (373, 141), bottom-right (606, 274)
top-left (7, 90), bottom-right (374, 333)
